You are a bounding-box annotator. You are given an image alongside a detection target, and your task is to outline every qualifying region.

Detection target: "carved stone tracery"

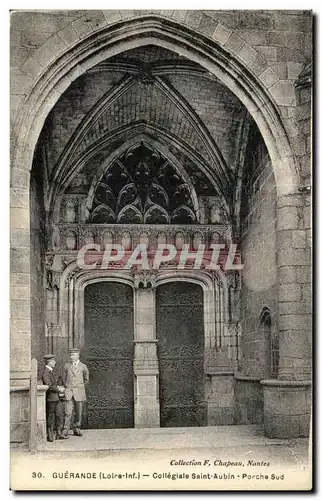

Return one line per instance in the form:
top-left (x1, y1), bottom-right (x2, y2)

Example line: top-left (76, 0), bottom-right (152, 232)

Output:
top-left (88, 143), bottom-right (197, 225)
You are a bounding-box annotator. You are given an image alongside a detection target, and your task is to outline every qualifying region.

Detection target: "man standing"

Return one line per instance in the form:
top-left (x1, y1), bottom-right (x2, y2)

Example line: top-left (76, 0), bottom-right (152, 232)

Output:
top-left (62, 348), bottom-right (89, 437)
top-left (42, 354), bottom-right (68, 442)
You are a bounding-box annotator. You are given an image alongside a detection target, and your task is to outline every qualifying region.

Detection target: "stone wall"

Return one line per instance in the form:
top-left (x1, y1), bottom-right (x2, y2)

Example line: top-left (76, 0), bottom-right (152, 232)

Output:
top-left (240, 125), bottom-right (278, 379)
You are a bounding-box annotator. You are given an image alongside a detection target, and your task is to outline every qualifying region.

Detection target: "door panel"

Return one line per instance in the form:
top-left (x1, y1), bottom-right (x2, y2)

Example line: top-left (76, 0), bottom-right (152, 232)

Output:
top-left (83, 282), bottom-right (134, 428)
top-left (156, 282), bottom-right (206, 427)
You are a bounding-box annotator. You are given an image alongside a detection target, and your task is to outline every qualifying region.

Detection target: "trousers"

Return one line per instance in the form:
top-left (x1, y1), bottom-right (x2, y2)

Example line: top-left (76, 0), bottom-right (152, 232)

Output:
top-left (64, 397), bottom-right (83, 431)
top-left (46, 401), bottom-right (64, 437)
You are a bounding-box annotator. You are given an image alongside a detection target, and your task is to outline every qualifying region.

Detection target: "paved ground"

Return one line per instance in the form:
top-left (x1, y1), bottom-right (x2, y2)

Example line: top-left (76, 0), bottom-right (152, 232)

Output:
top-left (10, 426), bottom-right (311, 491)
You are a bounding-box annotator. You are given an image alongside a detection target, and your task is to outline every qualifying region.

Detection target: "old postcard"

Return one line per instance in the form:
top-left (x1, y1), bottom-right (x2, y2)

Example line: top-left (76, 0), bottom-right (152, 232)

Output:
top-left (10, 9), bottom-right (312, 491)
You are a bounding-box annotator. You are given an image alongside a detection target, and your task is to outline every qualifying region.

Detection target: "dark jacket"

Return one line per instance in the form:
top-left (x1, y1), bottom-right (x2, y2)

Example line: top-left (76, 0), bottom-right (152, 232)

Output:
top-left (42, 366), bottom-right (59, 402)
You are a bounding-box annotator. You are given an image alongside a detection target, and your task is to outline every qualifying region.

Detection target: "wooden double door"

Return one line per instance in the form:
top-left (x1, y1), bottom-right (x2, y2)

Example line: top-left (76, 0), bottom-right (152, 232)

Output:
top-left (83, 281), bottom-right (206, 428)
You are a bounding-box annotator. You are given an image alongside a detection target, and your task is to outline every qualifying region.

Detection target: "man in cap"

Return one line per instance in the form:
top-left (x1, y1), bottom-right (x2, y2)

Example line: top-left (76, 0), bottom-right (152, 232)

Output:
top-left (42, 354), bottom-right (68, 442)
top-left (62, 348), bottom-right (89, 437)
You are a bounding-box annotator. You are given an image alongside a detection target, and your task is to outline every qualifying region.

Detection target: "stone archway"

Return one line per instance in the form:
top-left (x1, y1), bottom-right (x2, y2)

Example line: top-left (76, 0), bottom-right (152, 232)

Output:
top-left (12, 17), bottom-right (299, 195)
top-left (10, 13), bottom-right (311, 442)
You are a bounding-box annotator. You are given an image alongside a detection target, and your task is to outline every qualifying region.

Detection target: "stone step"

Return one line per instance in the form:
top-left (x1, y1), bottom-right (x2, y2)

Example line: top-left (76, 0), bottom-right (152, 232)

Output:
top-left (38, 425), bottom-right (296, 452)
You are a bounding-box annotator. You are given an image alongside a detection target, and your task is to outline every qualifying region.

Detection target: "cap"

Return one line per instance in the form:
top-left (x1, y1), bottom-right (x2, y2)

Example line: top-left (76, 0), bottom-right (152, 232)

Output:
top-left (69, 348), bottom-right (80, 353)
top-left (44, 354), bottom-right (56, 361)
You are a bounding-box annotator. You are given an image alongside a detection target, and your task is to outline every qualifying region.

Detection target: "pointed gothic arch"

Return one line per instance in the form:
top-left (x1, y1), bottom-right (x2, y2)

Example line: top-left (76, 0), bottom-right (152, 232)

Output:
top-left (12, 16), bottom-right (299, 198)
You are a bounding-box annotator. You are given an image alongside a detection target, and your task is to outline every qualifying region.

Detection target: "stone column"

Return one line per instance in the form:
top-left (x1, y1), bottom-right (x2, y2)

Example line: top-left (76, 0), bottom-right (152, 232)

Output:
top-left (10, 179), bottom-right (32, 443)
top-left (203, 287), bottom-right (215, 349)
top-left (262, 192), bottom-right (311, 438)
top-left (11, 184), bottom-right (31, 387)
top-left (133, 286), bottom-right (160, 428)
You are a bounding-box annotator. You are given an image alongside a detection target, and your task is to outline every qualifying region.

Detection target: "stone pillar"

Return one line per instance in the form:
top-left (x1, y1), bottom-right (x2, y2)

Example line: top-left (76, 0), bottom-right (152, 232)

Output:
top-left (203, 287), bottom-right (215, 349)
top-left (133, 287), bottom-right (160, 428)
top-left (11, 180), bottom-right (32, 443)
top-left (11, 184), bottom-right (31, 387)
top-left (262, 192), bottom-right (311, 438)
top-left (277, 193), bottom-right (311, 380)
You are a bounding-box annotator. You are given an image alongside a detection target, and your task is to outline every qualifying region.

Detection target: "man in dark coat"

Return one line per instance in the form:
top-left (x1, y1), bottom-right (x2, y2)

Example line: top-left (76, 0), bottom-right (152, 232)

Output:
top-left (62, 348), bottom-right (89, 437)
top-left (42, 354), bottom-right (68, 441)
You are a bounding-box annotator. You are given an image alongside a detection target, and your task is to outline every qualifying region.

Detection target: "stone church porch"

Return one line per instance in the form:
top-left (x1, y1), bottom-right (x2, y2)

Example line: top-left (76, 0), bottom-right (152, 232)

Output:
top-left (10, 10), bottom-right (312, 448)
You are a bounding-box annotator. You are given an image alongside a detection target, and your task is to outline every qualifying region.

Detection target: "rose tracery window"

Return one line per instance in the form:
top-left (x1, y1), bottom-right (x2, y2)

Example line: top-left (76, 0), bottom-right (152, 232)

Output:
top-left (88, 143), bottom-right (196, 224)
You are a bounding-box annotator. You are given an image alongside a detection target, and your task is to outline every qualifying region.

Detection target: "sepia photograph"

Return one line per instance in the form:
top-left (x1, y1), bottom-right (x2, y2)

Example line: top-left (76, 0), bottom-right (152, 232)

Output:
top-left (9, 8), bottom-right (312, 491)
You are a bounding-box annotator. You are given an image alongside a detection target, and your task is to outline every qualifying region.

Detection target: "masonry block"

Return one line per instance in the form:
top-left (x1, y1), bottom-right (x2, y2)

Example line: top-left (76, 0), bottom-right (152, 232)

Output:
top-left (10, 388), bottom-right (29, 443)
top-left (287, 61), bottom-right (304, 80)
top-left (171, 10), bottom-right (188, 23)
top-left (212, 23), bottom-right (232, 45)
top-left (273, 13), bottom-right (312, 33)
top-left (208, 406), bottom-right (234, 426)
top-left (206, 11), bottom-right (238, 29)
top-left (279, 301), bottom-right (310, 315)
top-left (134, 401), bottom-right (160, 428)
top-left (277, 206), bottom-right (299, 230)
top-left (268, 31), bottom-right (286, 46)
top-left (234, 379), bottom-right (263, 425)
top-left (279, 314), bottom-right (312, 331)
top-left (237, 43), bottom-right (257, 65)
top-left (249, 54), bottom-right (269, 76)
top-left (198, 14), bottom-right (217, 38)
top-left (207, 373), bottom-right (235, 426)
top-left (260, 67), bottom-right (279, 88)
top-left (262, 382), bottom-right (311, 438)
top-left (185, 11), bottom-right (203, 30)
top-left (277, 246), bottom-right (310, 267)
top-left (102, 10), bottom-right (122, 25)
top-left (238, 29), bottom-right (269, 46)
top-left (278, 266), bottom-right (297, 284)
top-left (296, 266), bottom-right (311, 283)
top-left (238, 12), bottom-right (273, 30)
top-left (11, 167), bottom-right (30, 189)
top-left (256, 46), bottom-right (277, 61)
top-left (224, 32), bottom-right (244, 53)
top-left (10, 229), bottom-right (30, 248)
top-left (292, 230), bottom-right (307, 248)
top-left (57, 25), bottom-right (82, 47)
top-left (270, 80), bottom-right (296, 106)
top-left (279, 283), bottom-right (301, 302)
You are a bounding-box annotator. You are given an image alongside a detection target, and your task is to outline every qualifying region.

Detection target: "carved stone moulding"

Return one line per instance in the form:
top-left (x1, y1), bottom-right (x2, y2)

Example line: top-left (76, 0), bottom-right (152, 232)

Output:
top-left (53, 223), bottom-right (231, 251)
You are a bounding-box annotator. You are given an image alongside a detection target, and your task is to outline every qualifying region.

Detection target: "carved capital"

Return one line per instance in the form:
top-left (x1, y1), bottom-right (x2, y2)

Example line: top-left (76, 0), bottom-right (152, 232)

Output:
top-left (132, 269), bottom-right (157, 289)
